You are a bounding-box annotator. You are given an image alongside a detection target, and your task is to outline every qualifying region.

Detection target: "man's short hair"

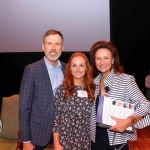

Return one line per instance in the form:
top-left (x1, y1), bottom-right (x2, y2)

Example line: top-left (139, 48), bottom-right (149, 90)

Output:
top-left (43, 29), bottom-right (63, 43)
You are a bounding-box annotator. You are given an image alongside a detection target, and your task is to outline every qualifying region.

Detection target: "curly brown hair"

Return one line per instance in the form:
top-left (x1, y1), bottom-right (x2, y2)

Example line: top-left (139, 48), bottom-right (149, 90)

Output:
top-left (62, 52), bottom-right (96, 103)
top-left (90, 41), bottom-right (124, 77)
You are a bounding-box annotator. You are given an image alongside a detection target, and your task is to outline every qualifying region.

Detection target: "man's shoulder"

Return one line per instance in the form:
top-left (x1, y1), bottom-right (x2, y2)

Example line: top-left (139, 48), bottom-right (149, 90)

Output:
top-left (60, 61), bottom-right (66, 71)
top-left (26, 58), bottom-right (44, 68)
top-left (60, 61), bottom-right (66, 66)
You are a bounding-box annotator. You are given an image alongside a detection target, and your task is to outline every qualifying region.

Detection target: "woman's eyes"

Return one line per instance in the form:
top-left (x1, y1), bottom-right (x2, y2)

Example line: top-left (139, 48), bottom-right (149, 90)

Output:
top-left (72, 64), bottom-right (85, 67)
top-left (96, 57), bottom-right (109, 60)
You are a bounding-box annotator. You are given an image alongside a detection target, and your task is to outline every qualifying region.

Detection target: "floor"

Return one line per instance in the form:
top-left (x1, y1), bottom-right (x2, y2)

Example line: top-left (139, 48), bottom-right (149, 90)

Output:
top-left (1, 126), bottom-right (149, 150)
top-left (47, 126), bottom-right (150, 150)
top-left (45, 144), bottom-right (53, 150)
top-left (46, 126), bottom-right (150, 150)
top-left (128, 125), bottom-right (150, 150)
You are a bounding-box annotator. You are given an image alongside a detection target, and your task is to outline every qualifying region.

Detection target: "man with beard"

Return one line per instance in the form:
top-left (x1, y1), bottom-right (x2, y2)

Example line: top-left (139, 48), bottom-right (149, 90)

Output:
top-left (19, 29), bottom-right (66, 150)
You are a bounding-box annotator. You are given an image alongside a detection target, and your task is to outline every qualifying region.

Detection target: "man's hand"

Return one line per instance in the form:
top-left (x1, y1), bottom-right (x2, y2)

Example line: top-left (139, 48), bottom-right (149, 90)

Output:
top-left (23, 142), bottom-right (35, 150)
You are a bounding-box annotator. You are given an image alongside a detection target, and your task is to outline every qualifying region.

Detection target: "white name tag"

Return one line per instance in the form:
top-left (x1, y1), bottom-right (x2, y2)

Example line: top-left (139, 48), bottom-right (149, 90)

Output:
top-left (77, 90), bottom-right (88, 98)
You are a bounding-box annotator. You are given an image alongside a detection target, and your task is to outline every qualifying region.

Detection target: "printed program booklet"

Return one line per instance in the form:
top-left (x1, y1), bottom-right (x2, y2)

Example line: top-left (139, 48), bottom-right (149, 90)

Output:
top-left (96, 96), bottom-right (135, 132)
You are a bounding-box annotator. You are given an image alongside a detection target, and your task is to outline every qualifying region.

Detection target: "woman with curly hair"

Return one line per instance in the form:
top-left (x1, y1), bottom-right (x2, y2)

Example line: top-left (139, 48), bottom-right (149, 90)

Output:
top-left (53, 52), bottom-right (96, 150)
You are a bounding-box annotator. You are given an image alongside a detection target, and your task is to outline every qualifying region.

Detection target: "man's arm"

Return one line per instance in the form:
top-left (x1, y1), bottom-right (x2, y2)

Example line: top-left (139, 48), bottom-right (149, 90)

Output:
top-left (23, 142), bottom-right (35, 150)
top-left (19, 65), bottom-right (34, 142)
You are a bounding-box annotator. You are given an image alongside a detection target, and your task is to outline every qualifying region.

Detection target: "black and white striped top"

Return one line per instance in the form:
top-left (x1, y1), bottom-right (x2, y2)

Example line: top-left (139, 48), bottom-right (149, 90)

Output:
top-left (90, 69), bottom-right (150, 145)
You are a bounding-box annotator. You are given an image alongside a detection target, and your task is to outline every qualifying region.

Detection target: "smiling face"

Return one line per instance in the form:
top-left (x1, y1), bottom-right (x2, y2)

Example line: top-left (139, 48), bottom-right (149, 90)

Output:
top-left (42, 34), bottom-right (63, 66)
top-left (70, 56), bottom-right (87, 85)
top-left (95, 48), bottom-right (114, 78)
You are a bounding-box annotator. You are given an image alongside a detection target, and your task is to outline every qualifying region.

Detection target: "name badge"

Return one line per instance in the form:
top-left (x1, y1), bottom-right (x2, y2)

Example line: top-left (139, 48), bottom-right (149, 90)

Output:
top-left (77, 90), bottom-right (88, 98)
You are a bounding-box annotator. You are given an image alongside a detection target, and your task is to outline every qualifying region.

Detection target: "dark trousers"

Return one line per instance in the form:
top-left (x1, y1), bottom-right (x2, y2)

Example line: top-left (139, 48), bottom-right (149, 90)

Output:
top-left (91, 127), bottom-right (129, 150)
top-left (35, 145), bottom-right (46, 150)
top-left (35, 133), bottom-right (53, 150)
top-left (91, 140), bottom-right (129, 150)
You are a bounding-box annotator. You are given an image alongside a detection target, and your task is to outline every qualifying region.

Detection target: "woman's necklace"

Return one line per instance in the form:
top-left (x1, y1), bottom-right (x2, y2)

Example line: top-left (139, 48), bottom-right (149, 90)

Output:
top-left (100, 77), bottom-right (105, 96)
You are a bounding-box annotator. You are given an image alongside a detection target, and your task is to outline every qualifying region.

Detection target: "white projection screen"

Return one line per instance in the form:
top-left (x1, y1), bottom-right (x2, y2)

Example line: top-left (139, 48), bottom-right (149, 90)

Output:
top-left (0, 0), bottom-right (110, 52)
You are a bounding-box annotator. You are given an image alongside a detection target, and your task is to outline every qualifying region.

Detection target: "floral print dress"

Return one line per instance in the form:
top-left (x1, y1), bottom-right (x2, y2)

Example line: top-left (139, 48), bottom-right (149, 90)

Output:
top-left (53, 85), bottom-right (93, 150)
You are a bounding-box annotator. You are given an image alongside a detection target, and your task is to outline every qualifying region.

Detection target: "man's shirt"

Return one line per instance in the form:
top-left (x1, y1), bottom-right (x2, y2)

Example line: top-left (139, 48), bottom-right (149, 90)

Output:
top-left (44, 57), bottom-right (64, 95)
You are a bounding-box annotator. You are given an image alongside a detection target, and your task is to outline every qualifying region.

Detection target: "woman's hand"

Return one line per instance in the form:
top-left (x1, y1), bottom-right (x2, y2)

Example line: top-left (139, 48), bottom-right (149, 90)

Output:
top-left (54, 143), bottom-right (63, 150)
top-left (109, 116), bottom-right (132, 133)
top-left (53, 132), bottom-right (63, 150)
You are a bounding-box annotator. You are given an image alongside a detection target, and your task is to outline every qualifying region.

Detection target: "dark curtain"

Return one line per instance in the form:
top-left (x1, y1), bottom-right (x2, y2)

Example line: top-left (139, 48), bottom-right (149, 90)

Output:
top-left (110, 0), bottom-right (150, 95)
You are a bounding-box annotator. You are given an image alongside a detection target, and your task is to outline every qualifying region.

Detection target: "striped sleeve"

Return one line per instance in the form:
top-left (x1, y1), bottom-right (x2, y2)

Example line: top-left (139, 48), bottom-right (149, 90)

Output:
top-left (126, 75), bottom-right (149, 116)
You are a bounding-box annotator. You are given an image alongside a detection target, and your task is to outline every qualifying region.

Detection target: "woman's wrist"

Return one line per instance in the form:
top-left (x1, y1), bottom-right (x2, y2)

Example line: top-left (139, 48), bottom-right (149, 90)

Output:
top-left (127, 115), bottom-right (139, 126)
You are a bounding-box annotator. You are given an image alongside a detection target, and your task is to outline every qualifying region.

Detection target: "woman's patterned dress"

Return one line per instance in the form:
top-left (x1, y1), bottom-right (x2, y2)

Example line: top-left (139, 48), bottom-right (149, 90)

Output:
top-left (53, 85), bottom-right (93, 150)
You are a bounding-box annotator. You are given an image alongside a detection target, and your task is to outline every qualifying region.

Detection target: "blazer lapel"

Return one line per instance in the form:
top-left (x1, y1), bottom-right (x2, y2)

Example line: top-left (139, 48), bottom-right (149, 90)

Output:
top-left (41, 58), bottom-right (54, 100)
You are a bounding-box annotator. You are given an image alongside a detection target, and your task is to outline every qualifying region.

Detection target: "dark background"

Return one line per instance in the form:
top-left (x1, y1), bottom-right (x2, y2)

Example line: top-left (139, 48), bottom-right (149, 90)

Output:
top-left (0, 0), bottom-right (150, 110)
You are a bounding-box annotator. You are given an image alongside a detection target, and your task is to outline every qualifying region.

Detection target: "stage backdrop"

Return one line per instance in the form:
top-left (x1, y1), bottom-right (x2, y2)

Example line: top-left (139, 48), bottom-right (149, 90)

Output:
top-left (0, 0), bottom-right (150, 110)
top-left (0, 0), bottom-right (110, 109)
top-left (0, 0), bottom-right (110, 52)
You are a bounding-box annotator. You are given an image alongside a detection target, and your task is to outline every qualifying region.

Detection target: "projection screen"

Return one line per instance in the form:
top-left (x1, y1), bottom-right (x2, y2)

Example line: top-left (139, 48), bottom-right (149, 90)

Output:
top-left (0, 0), bottom-right (110, 52)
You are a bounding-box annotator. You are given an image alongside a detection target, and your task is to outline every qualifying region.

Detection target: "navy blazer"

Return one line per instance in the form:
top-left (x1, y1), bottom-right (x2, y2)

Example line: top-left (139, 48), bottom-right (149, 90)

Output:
top-left (19, 58), bottom-right (66, 146)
